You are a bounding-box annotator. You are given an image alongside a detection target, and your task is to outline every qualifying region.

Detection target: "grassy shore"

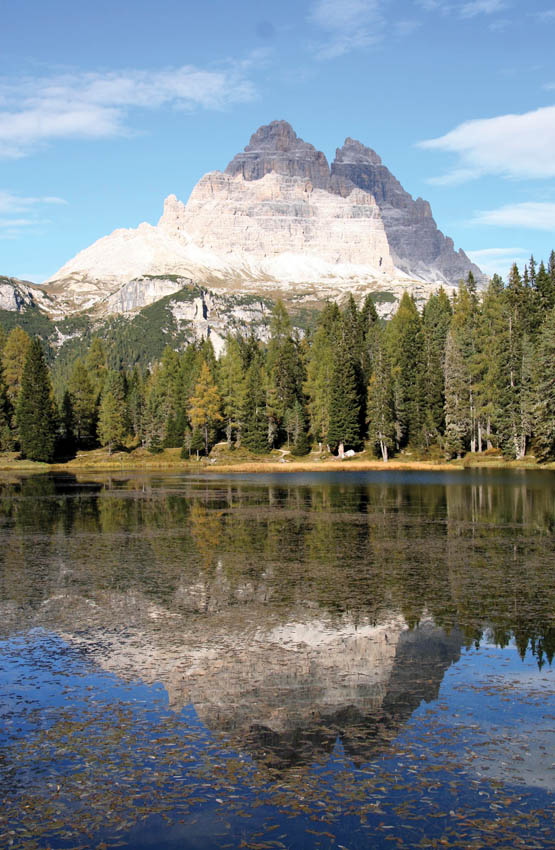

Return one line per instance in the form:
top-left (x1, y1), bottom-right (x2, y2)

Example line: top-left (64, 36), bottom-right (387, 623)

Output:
top-left (0, 445), bottom-right (553, 475)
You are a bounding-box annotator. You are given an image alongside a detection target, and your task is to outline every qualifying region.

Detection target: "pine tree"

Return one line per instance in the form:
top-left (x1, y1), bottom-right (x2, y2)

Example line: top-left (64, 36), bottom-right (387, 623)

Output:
top-left (533, 309), bottom-right (555, 461)
top-left (16, 339), bottom-right (58, 462)
top-left (421, 288), bottom-right (452, 446)
top-left (189, 360), bottom-right (223, 454)
top-left (305, 303), bottom-right (340, 447)
top-left (366, 334), bottom-right (395, 461)
top-left (444, 330), bottom-right (471, 458)
top-left (0, 366), bottom-right (14, 451)
top-left (242, 355), bottom-right (269, 453)
top-left (59, 390), bottom-right (76, 456)
top-left (98, 391), bottom-right (125, 454)
top-left (219, 335), bottom-right (246, 445)
top-left (327, 338), bottom-right (361, 454)
top-left (68, 359), bottom-right (97, 446)
top-left (266, 300), bottom-right (304, 445)
top-left (85, 337), bottom-right (107, 399)
top-left (386, 293), bottom-right (425, 448)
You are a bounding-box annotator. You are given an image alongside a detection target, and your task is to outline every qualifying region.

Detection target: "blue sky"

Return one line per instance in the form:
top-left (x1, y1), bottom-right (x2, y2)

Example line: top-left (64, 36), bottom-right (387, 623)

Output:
top-left (2, 0), bottom-right (555, 283)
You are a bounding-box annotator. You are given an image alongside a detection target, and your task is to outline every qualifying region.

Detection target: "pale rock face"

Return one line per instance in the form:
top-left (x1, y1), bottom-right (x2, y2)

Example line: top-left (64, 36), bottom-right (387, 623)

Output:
top-left (27, 119), bottom-right (484, 333)
top-left (159, 170), bottom-right (394, 272)
top-left (0, 278), bottom-right (52, 312)
top-left (99, 275), bottom-right (192, 315)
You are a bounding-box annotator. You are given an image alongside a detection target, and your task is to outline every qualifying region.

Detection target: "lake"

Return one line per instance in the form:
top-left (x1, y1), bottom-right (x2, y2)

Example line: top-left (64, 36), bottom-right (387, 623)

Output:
top-left (0, 469), bottom-right (553, 849)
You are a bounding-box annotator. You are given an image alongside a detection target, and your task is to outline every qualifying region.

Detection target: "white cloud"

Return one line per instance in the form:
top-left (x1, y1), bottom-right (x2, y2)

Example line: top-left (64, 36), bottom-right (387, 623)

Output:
top-left (460, 0), bottom-right (507, 18)
top-left (473, 201), bottom-right (555, 231)
top-left (417, 0), bottom-right (507, 17)
top-left (0, 190), bottom-right (67, 214)
top-left (0, 65), bottom-right (256, 157)
top-left (308, 0), bottom-right (387, 58)
top-left (466, 246), bottom-right (528, 276)
top-left (419, 105), bottom-right (555, 182)
top-left (0, 191), bottom-right (67, 238)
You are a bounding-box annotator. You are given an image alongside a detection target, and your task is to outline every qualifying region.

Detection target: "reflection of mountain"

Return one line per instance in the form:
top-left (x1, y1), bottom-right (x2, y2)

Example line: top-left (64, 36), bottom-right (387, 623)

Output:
top-left (43, 595), bottom-right (462, 771)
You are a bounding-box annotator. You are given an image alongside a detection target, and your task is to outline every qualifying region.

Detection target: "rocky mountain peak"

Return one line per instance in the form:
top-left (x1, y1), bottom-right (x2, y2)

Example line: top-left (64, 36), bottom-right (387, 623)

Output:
top-left (225, 120), bottom-right (331, 189)
top-left (335, 137), bottom-right (383, 167)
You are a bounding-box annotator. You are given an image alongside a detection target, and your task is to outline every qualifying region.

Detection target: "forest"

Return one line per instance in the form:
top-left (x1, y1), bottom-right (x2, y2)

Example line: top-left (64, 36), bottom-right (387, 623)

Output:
top-left (1, 255), bottom-right (554, 465)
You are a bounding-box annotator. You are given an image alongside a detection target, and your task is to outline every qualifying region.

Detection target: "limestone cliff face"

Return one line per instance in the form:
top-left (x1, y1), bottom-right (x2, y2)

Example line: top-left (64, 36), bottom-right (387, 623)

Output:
top-left (331, 137), bottom-right (484, 284)
top-left (158, 171), bottom-right (394, 271)
top-left (27, 119), bottom-right (485, 328)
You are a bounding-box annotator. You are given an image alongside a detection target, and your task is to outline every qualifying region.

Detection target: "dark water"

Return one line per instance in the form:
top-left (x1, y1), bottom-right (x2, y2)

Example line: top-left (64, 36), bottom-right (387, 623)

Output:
top-left (0, 469), bottom-right (553, 849)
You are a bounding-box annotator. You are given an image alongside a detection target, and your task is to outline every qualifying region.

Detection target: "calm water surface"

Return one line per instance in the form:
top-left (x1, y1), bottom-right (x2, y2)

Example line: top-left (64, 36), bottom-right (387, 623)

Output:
top-left (0, 469), bottom-right (553, 849)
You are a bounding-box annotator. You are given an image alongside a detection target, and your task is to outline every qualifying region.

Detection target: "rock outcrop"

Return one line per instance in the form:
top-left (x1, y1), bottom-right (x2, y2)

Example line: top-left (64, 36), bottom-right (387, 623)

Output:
top-left (159, 171), bottom-right (394, 271)
top-left (331, 137), bottom-right (483, 284)
top-left (225, 119), bottom-right (331, 189)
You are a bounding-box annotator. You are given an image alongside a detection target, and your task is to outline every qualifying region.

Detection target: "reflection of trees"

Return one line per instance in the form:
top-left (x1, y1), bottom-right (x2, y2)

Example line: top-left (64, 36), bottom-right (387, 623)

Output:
top-left (0, 472), bottom-right (552, 664)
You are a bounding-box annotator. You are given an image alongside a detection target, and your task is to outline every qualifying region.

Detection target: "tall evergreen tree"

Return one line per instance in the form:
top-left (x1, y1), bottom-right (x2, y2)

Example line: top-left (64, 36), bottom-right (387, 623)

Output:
top-left (98, 391), bottom-right (125, 454)
top-left (16, 339), bottom-right (58, 462)
top-left (366, 333), bottom-right (395, 461)
top-left (444, 330), bottom-right (471, 458)
top-left (327, 338), bottom-right (361, 454)
top-left (386, 293), bottom-right (425, 448)
top-left (533, 308), bottom-right (555, 461)
top-left (421, 288), bottom-right (452, 446)
top-left (242, 355), bottom-right (269, 453)
top-left (68, 359), bottom-right (97, 446)
top-left (219, 335), bottom-right (246, 446)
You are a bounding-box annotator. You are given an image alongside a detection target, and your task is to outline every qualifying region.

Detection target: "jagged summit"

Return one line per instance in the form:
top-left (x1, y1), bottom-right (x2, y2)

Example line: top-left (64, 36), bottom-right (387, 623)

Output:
top-left (25, 119), bottom-right (486, 326)
top-left (334, 137), bottom-right (383, 167)
top-left (225, 120), bottom-right (331, 189)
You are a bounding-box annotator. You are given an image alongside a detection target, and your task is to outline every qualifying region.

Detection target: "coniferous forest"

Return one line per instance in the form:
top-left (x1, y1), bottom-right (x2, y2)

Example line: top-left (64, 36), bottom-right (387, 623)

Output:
top-left (1, 257), bottom-right (554, 464)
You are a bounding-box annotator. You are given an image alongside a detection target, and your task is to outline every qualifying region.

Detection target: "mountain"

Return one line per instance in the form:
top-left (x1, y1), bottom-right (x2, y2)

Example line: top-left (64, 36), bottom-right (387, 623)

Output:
top-left (1, 121), bottom-right (484, 355)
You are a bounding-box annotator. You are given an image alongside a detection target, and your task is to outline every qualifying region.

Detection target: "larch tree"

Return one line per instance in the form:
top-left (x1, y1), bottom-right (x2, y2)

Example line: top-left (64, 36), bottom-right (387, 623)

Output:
top-left (188, 360), bottom-right (223, 455)
top-left (2, 327), bottom-right (31, 408)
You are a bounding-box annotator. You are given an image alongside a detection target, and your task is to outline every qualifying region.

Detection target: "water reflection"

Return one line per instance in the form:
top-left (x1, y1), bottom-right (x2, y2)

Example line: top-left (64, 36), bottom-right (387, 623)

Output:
top-left (0, 470), bottom-right (553, 849)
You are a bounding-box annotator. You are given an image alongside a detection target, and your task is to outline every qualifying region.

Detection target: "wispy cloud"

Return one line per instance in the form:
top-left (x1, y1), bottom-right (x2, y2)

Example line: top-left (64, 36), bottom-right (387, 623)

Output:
top-left (466, 246), bottom-right (528, 277)
top-left (0, 64), bottom-right (256, 158)
top-left (0, 191), bottom-right (68, 238)
top-left (419, 105), bottom-right (555, 183)
top-left (308, 0), bottom-right (387, 59)
top-left (460, 0), bottom-right (507, 18)
top-left (417, 0), bottom-right (508, 17)
top-left (473, 202), bottom-right (555, 231)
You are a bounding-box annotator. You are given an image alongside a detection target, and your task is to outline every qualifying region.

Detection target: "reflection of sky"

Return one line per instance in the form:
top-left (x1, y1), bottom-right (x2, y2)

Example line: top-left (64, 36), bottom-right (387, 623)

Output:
top-left (388, 642), bottom-right (555, 790)
top-left (1, 630), bottom-right (553, 850)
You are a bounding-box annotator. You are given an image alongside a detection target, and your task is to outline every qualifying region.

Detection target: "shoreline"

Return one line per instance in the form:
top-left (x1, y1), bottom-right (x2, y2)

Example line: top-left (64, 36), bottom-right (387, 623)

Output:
top-left (0, 451), bottom-right (553, 476)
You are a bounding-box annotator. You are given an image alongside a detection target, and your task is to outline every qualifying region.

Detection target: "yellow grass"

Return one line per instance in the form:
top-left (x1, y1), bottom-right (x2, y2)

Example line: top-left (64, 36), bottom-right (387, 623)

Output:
top-left (0, 446), bottom-right (552, 475)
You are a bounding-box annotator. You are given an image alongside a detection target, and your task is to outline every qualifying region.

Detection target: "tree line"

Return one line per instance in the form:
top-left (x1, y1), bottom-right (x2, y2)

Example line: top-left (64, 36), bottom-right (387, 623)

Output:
top-left (1, 253), bottom-right (554, 464)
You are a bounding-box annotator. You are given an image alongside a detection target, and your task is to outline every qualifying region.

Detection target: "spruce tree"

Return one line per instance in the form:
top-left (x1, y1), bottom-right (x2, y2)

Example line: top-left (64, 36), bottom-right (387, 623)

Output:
top-left (533, 308), bottom-right (555, 461)
top-left (366, 334), bottom-right (395, 461)
top-left (421, 288), bottom-right (452, 446)
top-left (327, 339), bottom-right (361, 454)
top-left (98, 391), bottom-right (125, 454)
top-left (16, 339), bottom-right (58, 462)
top-left (242, 355), bottom-right (269, 453)
top-left (386, 293), bottom-right (425, 448)
top-left (68, 359), bottom-right (97, 446)
top-left (444, 330), bottom-right (471, 458)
